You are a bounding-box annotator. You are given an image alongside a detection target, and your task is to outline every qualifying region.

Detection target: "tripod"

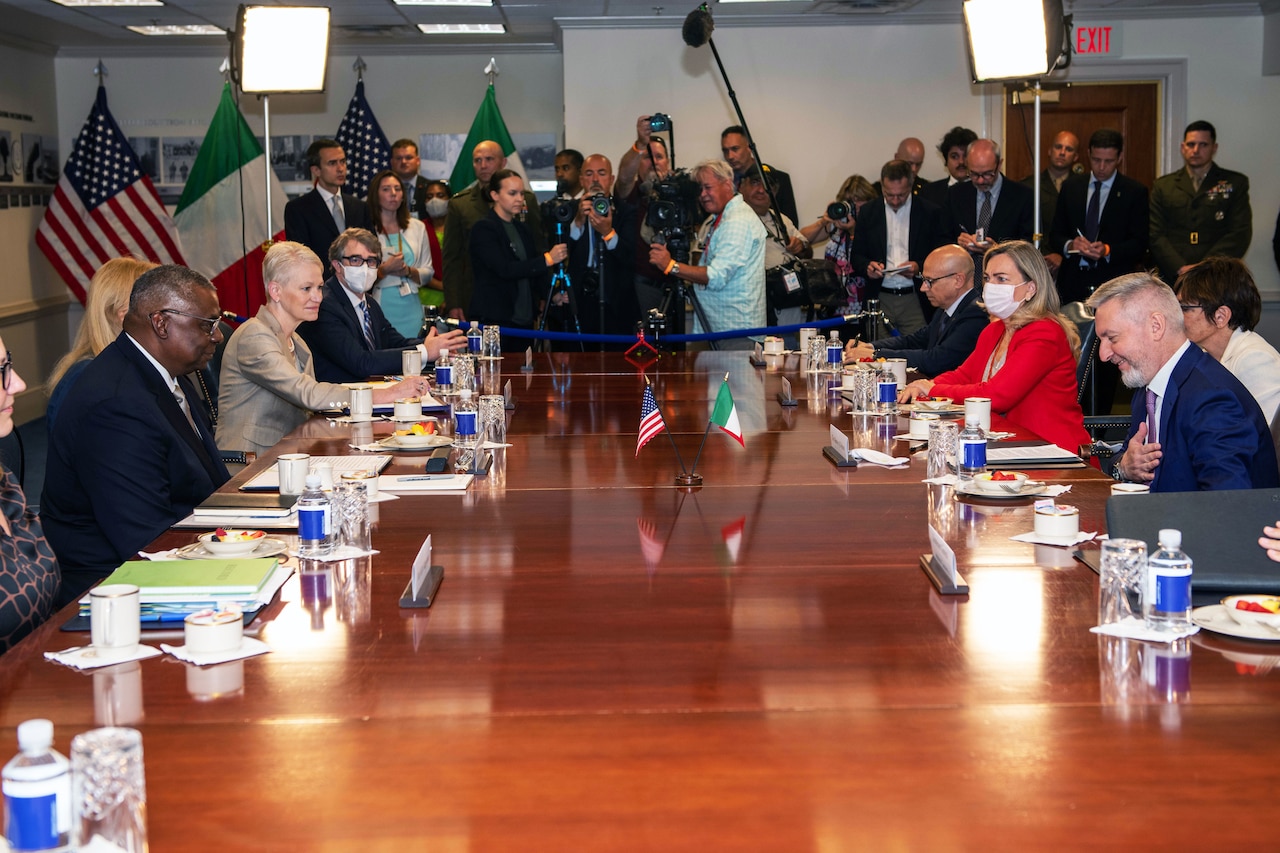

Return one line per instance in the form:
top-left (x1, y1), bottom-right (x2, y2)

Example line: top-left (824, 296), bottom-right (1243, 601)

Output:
top-left (537, 222), bottom-right (584, 351)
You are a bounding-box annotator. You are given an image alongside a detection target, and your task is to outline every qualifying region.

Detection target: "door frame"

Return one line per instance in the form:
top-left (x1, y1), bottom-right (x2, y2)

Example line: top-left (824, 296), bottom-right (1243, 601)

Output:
top-left (981, 58), bottom-right (1188, 176)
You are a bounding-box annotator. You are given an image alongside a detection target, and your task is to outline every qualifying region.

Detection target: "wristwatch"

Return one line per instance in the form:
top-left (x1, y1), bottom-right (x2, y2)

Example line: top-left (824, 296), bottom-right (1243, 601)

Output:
top-left (670, 262), bottom-right (680, 277)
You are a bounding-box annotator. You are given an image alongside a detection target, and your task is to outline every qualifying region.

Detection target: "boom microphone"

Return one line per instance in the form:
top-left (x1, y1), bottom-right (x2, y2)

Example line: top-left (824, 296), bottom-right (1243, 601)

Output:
top-left (682, 5), bottom-right (714, 48)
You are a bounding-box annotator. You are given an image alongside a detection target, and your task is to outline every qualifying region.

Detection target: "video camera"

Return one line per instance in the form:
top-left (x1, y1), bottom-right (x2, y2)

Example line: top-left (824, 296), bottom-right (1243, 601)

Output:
top-left (645, 169), bottom-right (701, 263)
top-left (543, 197), bottom-right (577, 226)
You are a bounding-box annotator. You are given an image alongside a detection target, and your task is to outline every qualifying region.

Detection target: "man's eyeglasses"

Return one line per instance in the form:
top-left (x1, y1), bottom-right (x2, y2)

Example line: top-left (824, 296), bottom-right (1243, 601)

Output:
top-left (1180, 304), bottom-right (1205, 313)
top-left (969, 170), bottom-right (999, 182)
top-left (340, 255), bottom-right (380, 268)
top-left (157, 309), bottom-right (221, 338)
top-left (0, 353), bottom-right (13, 391)
top-left (916, 272), bottom-right (962, 290)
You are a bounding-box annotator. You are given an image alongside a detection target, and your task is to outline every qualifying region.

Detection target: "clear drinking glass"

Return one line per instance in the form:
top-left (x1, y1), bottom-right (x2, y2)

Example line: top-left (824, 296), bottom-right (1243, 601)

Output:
top-left (71, 727), bottom-right (148, 853)
top-left (927, 421), bottom-right (959, 479)
top-left (852, 364), bottom-right (877, 412)
top-left (452, 354), bottom-right (476, 393)
top-left (482, 325), bottom-right (502, 359)
top-left (807, 334), bottom-right (826, 373)
top-left (478, 395), bottom-right (506, 446)
top-left (1099, 538), bottom-right (1147, 626)
top-left (333, 479), bottom-right (370, 552)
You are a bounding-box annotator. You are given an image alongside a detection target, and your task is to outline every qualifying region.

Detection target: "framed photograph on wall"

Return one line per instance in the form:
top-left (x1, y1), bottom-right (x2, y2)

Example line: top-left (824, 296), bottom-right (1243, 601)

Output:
top-left (128, 136), bottom-right (161, 183)
top-left (161, 136), bottom-right (201, 186)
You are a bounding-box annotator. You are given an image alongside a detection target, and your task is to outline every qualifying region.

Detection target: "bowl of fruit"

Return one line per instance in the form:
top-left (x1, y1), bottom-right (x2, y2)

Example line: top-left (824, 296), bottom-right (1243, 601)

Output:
top-left (1221, 595), bottom-right (1280, 631)
top-left (199, 528), bottom-right (267, 556)
top-left (393, 420), bottom-right (447, 447)
top-left (971, 470), bottom-right (1028, 494)
top-left (914, 396), bottom-right (954, 411)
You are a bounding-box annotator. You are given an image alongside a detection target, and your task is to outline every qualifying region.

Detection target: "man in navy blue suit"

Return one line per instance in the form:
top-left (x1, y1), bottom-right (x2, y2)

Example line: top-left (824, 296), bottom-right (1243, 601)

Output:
top-left (1089, 272), bottom-right (1278, 492)
top-left (843, 245), bottom-right (985, 378)
top-left (43, 265), bottom-right (232, 606)
top-left (298, 228), bottom-right (466, 383)
top-left (284, 138), bottom-right (373, 265)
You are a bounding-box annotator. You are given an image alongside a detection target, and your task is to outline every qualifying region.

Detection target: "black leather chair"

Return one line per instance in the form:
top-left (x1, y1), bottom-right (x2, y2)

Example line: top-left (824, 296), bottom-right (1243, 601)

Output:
top-left (1064, 301), bottom-right (1128, 474)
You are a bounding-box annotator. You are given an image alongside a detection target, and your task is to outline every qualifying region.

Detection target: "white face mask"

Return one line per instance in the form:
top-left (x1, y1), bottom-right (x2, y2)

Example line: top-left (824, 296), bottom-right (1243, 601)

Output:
top-left (342, 264), bottom-right (375, 294)
top-left (425, 197), bottom-right (449, 219)
top-left (983, 282), bottom-right (1024, 320)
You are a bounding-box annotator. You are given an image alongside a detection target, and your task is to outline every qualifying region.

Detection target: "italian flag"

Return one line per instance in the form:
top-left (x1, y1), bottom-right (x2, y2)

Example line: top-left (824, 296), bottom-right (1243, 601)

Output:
top-left (174, 83), bottom-right (286, 319)
top-left (448, 83), bottom-right (526, 190)
top-left (712, 376), bottom-right (744, 447)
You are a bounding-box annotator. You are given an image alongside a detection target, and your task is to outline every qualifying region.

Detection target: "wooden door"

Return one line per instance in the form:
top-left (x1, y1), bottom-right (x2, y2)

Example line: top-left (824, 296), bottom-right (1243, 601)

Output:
top-left (1003, 82), bottom-right (1159, 189)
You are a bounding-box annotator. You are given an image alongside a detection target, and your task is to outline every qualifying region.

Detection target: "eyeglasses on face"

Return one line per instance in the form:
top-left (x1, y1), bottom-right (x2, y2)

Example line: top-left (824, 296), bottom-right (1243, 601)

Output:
top-left (0, 353), bottom-right (12, 391)
top-left (156, 308), bottom-right (221, 338)
top-left (340, 255), bottom-right (380, 268)
top-left (1179, 304), bottom-right (1205, 312)
top-left (969, 170), bottom-right (1000, 182)
top-left (916, 272), bottom-right (962, 289)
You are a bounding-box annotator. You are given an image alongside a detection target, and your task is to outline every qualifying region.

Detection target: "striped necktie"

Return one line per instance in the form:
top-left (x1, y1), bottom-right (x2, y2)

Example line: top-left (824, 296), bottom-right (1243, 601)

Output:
top-left (1145, 388), bottom-right (1158, 444)
top-left (361, 299), bottom-right (376, 349)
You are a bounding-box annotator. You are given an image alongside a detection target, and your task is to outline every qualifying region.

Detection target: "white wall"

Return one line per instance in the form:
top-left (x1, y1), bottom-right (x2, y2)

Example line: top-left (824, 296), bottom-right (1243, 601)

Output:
top-left (563, 15), bottom-right (1280, 294)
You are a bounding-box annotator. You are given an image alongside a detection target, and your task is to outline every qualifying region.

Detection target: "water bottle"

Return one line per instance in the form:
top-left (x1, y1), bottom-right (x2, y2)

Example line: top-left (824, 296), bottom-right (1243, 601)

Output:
top-left (453, 389), bottom-right (479, 449)
top-left (957, 416), bottom-right (987, 482)
top-left (297, 474), bottom-right (332, 558)
top-left (467, 322), bottom-right (482, 355)
top-left (826, 330), bottom-right (842, 373)
top-left (434, 349), bottom-right (453, 395)
top-left (1145, 529), bottom-right (1193, 633)
top-left (3, 719), bottom-right (70, 852)
top-left (875, 361), bottom-right (897, 414)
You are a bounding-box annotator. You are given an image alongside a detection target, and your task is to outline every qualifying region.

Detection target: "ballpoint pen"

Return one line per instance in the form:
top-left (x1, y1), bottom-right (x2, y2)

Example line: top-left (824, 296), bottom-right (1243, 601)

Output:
top-left (396, 475), bottom-right (450, 482)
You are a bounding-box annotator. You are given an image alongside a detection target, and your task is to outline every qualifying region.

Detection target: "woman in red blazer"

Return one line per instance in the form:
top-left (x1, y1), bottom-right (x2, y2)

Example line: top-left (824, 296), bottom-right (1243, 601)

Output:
top-left (902, 240), bottom-right (1089, 453)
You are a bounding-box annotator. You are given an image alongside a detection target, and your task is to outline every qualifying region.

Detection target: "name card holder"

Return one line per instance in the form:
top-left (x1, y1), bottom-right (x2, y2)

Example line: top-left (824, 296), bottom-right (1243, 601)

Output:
top-left (400, 535), bottom-right (445, 608)
top-left (920, 524), bottom-right (969, 595)
top-left (822, 423), bottom-right (858, 468)
top-left (776, 376), bottom-right (797, 408)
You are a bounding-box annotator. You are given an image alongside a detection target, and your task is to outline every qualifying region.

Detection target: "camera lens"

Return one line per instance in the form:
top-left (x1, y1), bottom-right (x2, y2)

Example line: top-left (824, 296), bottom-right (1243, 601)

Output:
top-left (590, 194), bottom-right (611, 217)
top-left (827, 201), bottom-right (851, 221)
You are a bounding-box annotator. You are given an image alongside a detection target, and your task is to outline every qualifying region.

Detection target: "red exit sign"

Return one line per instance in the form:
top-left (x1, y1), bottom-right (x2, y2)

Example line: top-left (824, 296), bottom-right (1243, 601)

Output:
top-left (1075, 23), bottom-right (1123, 57)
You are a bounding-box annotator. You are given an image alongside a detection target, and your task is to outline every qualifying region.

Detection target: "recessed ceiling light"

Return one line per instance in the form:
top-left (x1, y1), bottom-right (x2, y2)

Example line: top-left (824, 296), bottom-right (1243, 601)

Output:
top-left (417, 23), bottom-right (505, 34)
top-left (127, 24), bottom-right (224, 35)
top-left (50, 0), bottom-right (162, 6)
top-left (395, 0), bottom-right (491, 6)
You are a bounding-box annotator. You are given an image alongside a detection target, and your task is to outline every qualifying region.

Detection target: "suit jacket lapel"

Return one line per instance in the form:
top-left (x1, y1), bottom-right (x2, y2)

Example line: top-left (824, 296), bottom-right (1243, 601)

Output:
top-left (1153, 346), bottom-right (1197, 490)
top-left (328, 282), bottom-right (371, 352)
top-left (177, 374), bottom-right (230, 484)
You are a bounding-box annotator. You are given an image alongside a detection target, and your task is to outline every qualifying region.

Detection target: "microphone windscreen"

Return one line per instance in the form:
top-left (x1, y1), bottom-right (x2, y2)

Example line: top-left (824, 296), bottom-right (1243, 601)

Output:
top-left (682, 9), bottom-right (714, 48)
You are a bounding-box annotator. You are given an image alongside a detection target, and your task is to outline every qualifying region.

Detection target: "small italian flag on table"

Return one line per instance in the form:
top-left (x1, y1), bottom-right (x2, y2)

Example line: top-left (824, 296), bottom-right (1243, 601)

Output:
top-left (712, 377), bottom-right (744, 447)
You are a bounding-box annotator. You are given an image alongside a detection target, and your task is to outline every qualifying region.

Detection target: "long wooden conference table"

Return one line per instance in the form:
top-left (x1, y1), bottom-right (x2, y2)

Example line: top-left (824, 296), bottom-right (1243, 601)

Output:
top-left (4, 351), bottom-right (1280, 850)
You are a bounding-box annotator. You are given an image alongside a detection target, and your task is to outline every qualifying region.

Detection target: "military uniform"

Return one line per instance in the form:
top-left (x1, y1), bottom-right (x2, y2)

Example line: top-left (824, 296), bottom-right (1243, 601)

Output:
top-left (1149, 163), bottom-right (1251, 284)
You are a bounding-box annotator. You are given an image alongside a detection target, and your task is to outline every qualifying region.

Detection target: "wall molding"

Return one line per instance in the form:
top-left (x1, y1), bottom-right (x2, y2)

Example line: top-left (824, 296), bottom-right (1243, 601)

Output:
top-left (0, 295), bottom-right (74, 326)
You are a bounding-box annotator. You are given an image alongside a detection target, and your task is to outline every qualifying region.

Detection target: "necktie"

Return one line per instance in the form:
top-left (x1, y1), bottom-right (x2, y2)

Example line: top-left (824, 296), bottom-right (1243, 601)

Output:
top-left (361, 299), bottom-right (376, 349)
top-left (331, 194), bottom-right (345, 232)
top-left (174, 382), bottom-right (201, 439)
top-left (929, 311), bottom-right (947, 348)
top-left (1085, 180), bottom-right (1102, 241)
top-left (1145, 388), bottom-right (1158, 444)
top-left (977, 191), bottom-right (992, 235)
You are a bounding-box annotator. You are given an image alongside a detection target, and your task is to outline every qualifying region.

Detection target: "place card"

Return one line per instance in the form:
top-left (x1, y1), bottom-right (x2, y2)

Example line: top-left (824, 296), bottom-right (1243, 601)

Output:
top-left (776, 377), bottom-right (797, 407)
top-left (921, 524), bottom-right (969, 595)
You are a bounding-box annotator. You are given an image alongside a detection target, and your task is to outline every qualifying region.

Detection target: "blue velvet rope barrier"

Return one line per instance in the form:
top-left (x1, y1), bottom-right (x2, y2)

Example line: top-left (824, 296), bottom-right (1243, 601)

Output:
top-left (488, 315), bottom-right (853, 345)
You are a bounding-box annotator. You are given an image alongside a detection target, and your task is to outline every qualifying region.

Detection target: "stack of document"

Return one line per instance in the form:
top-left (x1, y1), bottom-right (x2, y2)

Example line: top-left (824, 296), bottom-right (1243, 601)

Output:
top-left (987, 443), bottom-right (1084, 469)
top-left (79, 558), bottom-right (292, 623)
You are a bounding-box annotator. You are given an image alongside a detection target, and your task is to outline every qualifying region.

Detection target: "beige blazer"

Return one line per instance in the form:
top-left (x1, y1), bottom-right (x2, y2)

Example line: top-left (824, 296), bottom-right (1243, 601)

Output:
top-left (216, 307), bottom-right (351, 454)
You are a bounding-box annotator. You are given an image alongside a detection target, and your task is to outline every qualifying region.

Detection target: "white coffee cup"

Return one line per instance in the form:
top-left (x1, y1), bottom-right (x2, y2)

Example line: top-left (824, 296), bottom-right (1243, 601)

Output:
top-left (1110, 482), bottom-right (1151, 496)
top-left (1034, 504), bottom-right (1080, 539)
top-left (393, 398), bottom-right (421, 421)
top-left (311, 461), bottom-right (335, 491)
top-left (964, 397), bottom-right (992, 433)
top-left (277, 453), bottom-right (310, 495)
top-left (401, 349), bottom-right (422, 377)
top-left (885, 358), bottom-right (908, 388)
top-left (908, 412), bottom-right (940, 439)
top-left (341, 468), bottom-right (379, 498)
top-left (841, 371), bottom-right (857, 390)
top-left (90, 584), bottom-right (140, 660)
top-left (183, 608), bottom-right (243, 655)
top-left (763, 336), bottom-right (784, 355)
top-left (349, 384), bottom-right (373, 422)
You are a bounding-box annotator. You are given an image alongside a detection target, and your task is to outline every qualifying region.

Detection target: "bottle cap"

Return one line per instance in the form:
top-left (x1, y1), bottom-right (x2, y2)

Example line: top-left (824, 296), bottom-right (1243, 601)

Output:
top-left (1158, 528), bottom-right (1182, 548)
top-left (17, 719), bottom-right (53, 752)
top-left (459, 389), bottom-right (473, 400)
top-left (305, 474), bottom-right (322, 489)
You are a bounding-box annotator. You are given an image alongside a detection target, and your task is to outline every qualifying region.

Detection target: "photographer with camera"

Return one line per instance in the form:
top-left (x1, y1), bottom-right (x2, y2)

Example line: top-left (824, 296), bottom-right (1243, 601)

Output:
top-left (794, 175), bottom-right (877, 318)
top-left (565, 154), bottom-right (640, 346)
top-left (647, 159), bottom-right (766, 351)
top-left (740, 167), bottom-right (806, 334)
top-left (617, 115), bottom-right (676, 318)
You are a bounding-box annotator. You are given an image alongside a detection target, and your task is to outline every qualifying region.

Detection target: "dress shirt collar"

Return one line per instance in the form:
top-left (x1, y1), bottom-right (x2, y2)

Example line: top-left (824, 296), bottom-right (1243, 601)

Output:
top-left (316, 185), bottom-right (340, 206)
top-left (338, 278), bottom-right (367, 314)
top-left (1148, 339), bottom-right (1192, 400)
top-left (945, 287), bottom-right (975, 318)
top-left (124, 332), bottom-right (178, 391)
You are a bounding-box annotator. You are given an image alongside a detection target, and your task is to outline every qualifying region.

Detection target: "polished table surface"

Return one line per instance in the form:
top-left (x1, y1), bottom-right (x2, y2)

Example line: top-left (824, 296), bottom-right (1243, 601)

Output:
top-left (4, 352), bottom-right (1280, 850)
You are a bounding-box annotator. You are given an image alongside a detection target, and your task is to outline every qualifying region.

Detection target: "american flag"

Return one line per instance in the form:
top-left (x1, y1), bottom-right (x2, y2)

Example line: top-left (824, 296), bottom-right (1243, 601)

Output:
top-left (35, 85), bottom-right (185, 304)
top-left (636, 385), bottom-right (667, 456)
top-left (335, 80), bottom-right (391, 198)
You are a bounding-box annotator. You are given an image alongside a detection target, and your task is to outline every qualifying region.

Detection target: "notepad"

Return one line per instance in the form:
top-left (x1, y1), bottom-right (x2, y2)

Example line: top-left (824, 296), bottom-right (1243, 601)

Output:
top-left (240, 455), bottom-right (393, 491)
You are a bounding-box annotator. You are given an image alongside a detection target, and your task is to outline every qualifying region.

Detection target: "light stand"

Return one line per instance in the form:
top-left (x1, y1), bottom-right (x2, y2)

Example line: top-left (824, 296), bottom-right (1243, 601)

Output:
top-left (230, 5), bottom-right (330, 246)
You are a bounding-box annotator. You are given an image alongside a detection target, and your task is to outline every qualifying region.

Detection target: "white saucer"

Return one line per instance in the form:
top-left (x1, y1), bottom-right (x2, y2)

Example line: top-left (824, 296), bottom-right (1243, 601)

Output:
top-left (160, 637), bottom-right (271, 666)
top-left (176, 537), bottom-right (288, 560)
top-left (1192, 605), bottom-right (1280, 642)
top-left (378, 434), bottom-right (453, 450)
top-left (955, 481), bottom-right (1047, 499)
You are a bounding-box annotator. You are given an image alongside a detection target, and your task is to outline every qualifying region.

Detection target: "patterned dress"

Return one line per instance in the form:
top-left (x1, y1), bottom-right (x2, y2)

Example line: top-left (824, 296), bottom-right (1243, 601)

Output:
top-left (0, 469), bottom-right (59, 653)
